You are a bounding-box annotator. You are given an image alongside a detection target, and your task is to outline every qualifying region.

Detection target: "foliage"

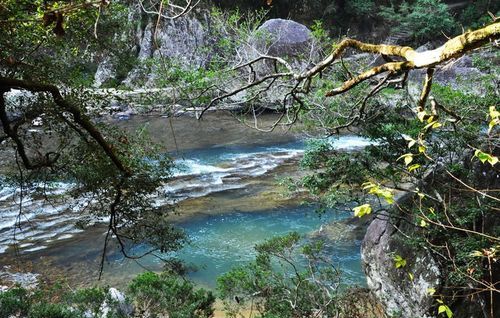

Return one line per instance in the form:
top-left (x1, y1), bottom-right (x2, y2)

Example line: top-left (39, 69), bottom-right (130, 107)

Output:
top-left (217, 232), bottom-right (342, 318)
top-left (0, 285), bottom-right (113, 318)
top-left (127, 272), bottom-right (215, 318)
top-left (379, 0), bottom-right (457, 42)
top-left (0, 0), bottom-right (134, 86)
top-left (298, 138), bottom-right (372, 208)
top-left (457, 0), bottom-right (500, 30)
top-left (345, 0), bottom-right (376, 18)
top-left (0, 272), bottom-right (215, 318)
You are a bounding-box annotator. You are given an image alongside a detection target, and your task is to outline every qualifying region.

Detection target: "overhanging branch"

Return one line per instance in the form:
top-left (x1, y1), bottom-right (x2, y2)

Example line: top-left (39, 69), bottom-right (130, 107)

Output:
top-left (0, 77), bottom-right (132, 176)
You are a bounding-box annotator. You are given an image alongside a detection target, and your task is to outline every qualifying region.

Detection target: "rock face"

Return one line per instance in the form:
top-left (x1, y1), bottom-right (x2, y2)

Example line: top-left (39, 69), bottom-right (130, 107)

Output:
top-left (94, 57), bottom-right (116, 88)
top-left (123, 8), bottom-right (210, 87)
top-left (257, 18), bottom-right (312, 58)
top-left (361, 212), bottom-right (441, 317)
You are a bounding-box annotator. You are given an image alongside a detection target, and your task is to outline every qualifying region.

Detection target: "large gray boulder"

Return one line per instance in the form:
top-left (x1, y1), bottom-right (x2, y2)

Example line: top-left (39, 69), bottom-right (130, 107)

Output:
top-left (257, 18), bottom-right (312, 58)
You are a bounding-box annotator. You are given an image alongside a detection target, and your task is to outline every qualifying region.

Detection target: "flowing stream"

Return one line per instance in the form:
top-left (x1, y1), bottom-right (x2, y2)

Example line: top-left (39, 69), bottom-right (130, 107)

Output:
top-left (0, 114), bottom-right (371, 289)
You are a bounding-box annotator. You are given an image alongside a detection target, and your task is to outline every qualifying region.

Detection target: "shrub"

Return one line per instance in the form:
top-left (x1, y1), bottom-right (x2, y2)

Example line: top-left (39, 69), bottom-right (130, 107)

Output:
top-left (380, 0), bottom-right (457, 42)
top-left (128, 272), bottom-right (215, 318)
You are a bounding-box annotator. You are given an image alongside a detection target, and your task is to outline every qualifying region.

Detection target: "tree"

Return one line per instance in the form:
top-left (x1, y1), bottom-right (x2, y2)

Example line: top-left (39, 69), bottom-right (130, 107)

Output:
top-left (201, 14), bottom-right (499, 317)
top-left (0, 0), bottom-right (197, 277)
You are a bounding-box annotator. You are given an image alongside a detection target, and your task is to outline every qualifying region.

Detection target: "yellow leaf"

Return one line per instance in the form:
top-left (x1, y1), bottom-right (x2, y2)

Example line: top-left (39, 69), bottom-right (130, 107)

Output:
top-left (488, 119), bottom-right (498, 134)
top-left (424, 121), bottom-right (441, 130)
top-left (353, 204), bottom-right (372, 218)
top-left (490, 106), bottom-right (500, 119)
top-left (432, 122), bottom-right (442, 129)
top-left (397, 153), bottom-right (414, 166)
top-left (488, 156), bottom-right (499, 166)
top-left (420, 219), bottom-right (428, 227)
top-left (408, 164), bottom-right (421, 172)
top-left (362, 182), bottom-right (376, 190)
top-left (418, 145), bottom-right (426, 153)
top-left (417, 110), bottom-right (427, 122)
top-left (427, 288), bottom-right (436, 295)
top-left (470, 250), bottom-right (483, 257)
top-left (405, 155), bottom-right (413, 166)
top-left (393, 254), bottom-right (407, 268)
top-left (408, 272), bottom-right (414, 281)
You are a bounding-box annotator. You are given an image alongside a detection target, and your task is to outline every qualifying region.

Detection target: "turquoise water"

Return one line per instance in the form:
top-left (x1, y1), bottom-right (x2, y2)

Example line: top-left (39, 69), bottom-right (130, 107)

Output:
top-left (113, 206), bottom-right (363, 289)
top-left (0, 113), bottom-right (369, 289)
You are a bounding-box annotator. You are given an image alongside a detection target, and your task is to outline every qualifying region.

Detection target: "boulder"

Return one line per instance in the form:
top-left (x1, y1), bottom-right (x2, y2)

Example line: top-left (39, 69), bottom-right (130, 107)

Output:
top-left (124, 10), bottom-right (210, 87)
top-left (257, 18), bottom-right (312, 58)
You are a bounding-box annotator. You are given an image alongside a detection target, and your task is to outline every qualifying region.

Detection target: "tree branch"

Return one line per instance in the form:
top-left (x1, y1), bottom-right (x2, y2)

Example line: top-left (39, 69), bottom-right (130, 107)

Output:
top-left (0, 77), bottom-right (132, 176)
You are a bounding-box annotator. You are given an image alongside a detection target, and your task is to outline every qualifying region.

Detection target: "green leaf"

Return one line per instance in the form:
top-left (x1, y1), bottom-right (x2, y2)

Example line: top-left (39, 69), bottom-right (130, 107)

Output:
top-left (353, 204), bottom-right (372, 218)
top-left (474, 149), bottom-right (499, 166)
top-left (438, 304), bottom-right (453, 318)
top-left (438, 305), bottom-right (447, 314)
top-left (445, 306), bottom-right (453, 318)
top-left (393, 254), bottom-right (407, 268)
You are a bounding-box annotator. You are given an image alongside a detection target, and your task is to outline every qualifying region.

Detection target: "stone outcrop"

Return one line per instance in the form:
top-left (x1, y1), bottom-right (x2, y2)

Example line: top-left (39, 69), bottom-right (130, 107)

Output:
top-left (361, 212), bottom-right (441, 318)
top-left (94, 56), bottom-right (116, 88)
top-left (123, 8), bottom-right (210, 88)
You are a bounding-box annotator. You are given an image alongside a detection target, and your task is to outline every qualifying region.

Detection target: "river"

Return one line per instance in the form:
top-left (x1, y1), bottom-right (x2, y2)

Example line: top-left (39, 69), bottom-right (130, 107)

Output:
top-left (0, 113), bottom-right (371, 289)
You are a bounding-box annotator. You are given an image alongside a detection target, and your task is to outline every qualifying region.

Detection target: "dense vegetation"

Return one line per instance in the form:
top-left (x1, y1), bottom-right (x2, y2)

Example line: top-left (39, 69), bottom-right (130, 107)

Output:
top-left (1, 0), bottom-right (499, 317)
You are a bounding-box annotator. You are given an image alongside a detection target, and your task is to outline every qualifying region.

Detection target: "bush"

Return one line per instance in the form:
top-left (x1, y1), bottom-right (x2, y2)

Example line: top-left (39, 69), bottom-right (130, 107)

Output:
top-left (380, 0), bottom-right (457, 42)
top-left (0, 287), bottom-right (30, 318)
top-left (128, 272), bottom-right (215, 318)
top-left (217, 233), bottom-right (342, 318)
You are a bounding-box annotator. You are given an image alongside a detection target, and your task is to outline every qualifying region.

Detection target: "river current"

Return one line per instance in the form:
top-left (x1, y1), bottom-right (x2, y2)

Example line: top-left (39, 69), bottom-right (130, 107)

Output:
top-left (0, 114), bottom-right (371, 289)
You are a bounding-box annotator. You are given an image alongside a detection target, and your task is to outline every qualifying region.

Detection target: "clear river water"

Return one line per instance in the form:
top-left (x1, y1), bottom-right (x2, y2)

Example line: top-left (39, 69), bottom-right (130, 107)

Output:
top-left (0, 113), bottom-right (371, 289)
